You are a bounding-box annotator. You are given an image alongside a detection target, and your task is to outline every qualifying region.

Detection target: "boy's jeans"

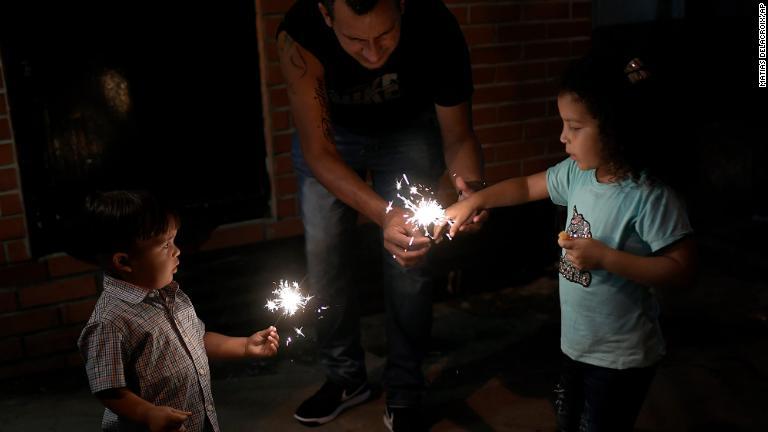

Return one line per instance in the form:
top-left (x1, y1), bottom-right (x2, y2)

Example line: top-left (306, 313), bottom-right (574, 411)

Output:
top-left (292, 117), bottom-right (445, 407)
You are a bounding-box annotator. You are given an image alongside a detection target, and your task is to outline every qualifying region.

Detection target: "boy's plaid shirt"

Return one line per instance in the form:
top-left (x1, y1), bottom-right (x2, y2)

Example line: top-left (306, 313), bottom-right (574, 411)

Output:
top-left (78, 274), bottom-right (219, 432)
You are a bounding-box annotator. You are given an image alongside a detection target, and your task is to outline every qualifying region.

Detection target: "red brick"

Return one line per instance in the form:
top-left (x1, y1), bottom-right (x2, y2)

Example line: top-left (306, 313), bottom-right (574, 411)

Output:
top-left (469, 4), bottom-right (520, 24)
top-left (482, 145), bottom-right (495, 163)
top-left (0, 353), bottom-right (71, 380)
top-left (0, 118), bottom-right (11, 141)
top-left (547, 59), bottom-right (572, 78)
top-left (471, 65), bottom-right (496, 85)
top-left (471, 44), bottom-right (521, 64)
top-left (524, 117), bottom-right (562, 139)
top-left (547, 20), bottom-right (592, 39)
top-left (0, 167), bottom-right (18, 191)
top-left (0, 144), bottom-right (13, 166)
top-left (266, 62), bottom-right (284, 86)
top-left (573, 2), bottom-right (592, 19)
top-left (19, 275), bottom-right (98, 308)
top-left (472, 106), bottom-right (497, 126)
top-left (267, 217), bottom-right (304, 239)
top-left (462, 25), bottom-right (496, 46)
top-left (448, 6), bottom-right (468, 25)
top-left (276, 197), bottom-right (297, 218)
top-left (522, 155), bottom-right (565, 175)
top-left (473, 83), bottom-right (521, 105)
top-left (201, 223), bottom-right (265, 251)
top-left (0, 261), bottom-right (49, 288)
top-left (269, 87), bottom-right (290, 109)
top-left (0, 244), bottom-right (5, 263)
top-left (273, 152), bottom-right (294, 175)
top-left (494, 139), bottom-right (551, 162)
top-left (60, 299), bottom-right (97, 324)
top-left (496, 62), bottom-right (548, 82)
top-left (0, 337), bottom-right (23, 362)
top-left (47, 254), bottom-right (98, 278)
top-left (485, 161), bottom-right (522, 183)
top-left (24, 327), bottom-right (83, 357)
top-left (498, 23), bottom-right (547, 43)
top-left (0, 193), bottom-right (23, 216)
top-left (0, 308), bottom-right (59, 337)
top-left (518, 80), bottom-right (558, 99)
top-left (521, 2), bottom-right (570, 21)
top-left (265, 40), bottom-right (279, 62)
top-left (259, 0), bottom-right (291, 15)
top-left (275, 175), bottom-right (298, 196)
top-left (498, 101), bottom-right (548, 121)
top-left (271, 110), bottom-right (291, 131)
top-left (6, 239), bottom-right (29, 263)
top-left (0, 290), bottom-right (16, 313)
top-left (571, 39), bottom-right (592, 56)
top-left (0, 216), bottom-right (25, 240)
top-left (523, 41), bottom-right (571, 60)
top-left (263, 15), bottom-right (284, 41)
top-left (0, 94), bottom-right (7, 115)
top-left (476, 123), bottom-right (523, 144)
top-left (272, 132), bottom-right (293, 153)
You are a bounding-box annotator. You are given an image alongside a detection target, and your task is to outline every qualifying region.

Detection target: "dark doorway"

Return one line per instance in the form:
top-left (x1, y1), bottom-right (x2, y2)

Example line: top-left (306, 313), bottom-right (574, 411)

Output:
top-left (0, 0), bottom-right (270, 256)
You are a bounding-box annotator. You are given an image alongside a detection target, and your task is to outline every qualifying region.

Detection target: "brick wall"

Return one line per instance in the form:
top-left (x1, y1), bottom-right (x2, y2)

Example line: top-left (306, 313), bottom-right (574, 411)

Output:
top-left (0, 0), bottom-right (591, 380)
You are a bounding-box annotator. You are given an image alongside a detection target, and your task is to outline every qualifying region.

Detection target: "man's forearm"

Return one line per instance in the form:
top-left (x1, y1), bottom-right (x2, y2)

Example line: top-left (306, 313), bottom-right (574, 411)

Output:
top-left (304, 145), bottom-right (389, 226)
top-left (444, 137), bottom-right (484, 188)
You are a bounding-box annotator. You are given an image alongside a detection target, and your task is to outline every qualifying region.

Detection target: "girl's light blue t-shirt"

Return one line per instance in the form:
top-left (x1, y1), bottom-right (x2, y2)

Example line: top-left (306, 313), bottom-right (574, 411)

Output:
top-left (546, 158), bottom-right (692, 369)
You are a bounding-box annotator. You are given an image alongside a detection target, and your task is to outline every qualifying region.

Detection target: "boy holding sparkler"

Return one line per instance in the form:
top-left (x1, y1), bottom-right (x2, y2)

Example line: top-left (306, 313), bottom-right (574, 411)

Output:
top-left (440, 53), bottom-right (695, 431)
top-left (75, 191), bottom-right (280, 432)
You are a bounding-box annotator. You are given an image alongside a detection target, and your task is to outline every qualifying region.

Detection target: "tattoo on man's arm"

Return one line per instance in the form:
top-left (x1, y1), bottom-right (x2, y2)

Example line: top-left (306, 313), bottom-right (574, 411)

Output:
top-left (313, 78), bottom-right (334, 143)
top-left (278, 32), bottom-right (307, 79)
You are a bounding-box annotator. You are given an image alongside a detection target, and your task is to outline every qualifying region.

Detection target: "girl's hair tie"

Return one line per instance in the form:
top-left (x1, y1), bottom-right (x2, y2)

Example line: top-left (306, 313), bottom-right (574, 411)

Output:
top-left (624, 57), bottom-right (649, 84)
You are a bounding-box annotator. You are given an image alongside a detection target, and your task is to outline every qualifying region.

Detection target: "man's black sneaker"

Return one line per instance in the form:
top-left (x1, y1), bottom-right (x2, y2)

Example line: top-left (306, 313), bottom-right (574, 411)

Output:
top-left (383, 406), bottom-right (426, 432)
top-left (294, 380), bottom-right (371, 425)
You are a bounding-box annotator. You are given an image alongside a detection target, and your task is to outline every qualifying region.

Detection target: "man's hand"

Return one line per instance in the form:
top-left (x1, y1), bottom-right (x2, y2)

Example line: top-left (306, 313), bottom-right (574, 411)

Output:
top-left (383, 207), bottom-right (431, 267)
top-left (146, 406), bottom-right (192, 432)
top-left (245, 326), bottom-right (280, 358)
top-left (557, 236), bottom-right (611, 270)
top-left (453, 176), bottom-right (489, 234)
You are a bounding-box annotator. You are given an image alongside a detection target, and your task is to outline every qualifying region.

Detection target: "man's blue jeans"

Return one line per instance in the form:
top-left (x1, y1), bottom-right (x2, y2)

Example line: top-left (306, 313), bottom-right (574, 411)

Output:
top-left (292, 118), bottom-right (445, 407)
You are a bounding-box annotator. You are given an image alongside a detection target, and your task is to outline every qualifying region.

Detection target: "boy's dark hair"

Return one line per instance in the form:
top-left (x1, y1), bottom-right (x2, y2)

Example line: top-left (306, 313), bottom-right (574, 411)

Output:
top-left (560, 52), bottom-right (680, 187)
top-left (70, 190), bottom-right (177, 265)
top-left (322, 0), bottom-right (399, 18)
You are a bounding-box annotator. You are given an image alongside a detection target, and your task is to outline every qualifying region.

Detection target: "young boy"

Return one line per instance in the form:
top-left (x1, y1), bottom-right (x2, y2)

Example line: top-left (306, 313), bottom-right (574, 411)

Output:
top-left (76, 191), bottom-right (280, 432)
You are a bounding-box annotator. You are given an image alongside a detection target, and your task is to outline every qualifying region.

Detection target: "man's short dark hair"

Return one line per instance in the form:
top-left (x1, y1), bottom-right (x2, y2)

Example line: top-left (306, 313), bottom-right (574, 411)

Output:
top-left (70, 190), bottom-right (176, 264)
top-left (322, 0), bottom-right (399, 19)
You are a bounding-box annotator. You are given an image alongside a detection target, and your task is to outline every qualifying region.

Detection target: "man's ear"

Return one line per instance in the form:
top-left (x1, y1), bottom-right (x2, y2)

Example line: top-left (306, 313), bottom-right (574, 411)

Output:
top-left (318, 2), bottom-right (333, 27)
top-left (112, 253), bottom-right (132, 273)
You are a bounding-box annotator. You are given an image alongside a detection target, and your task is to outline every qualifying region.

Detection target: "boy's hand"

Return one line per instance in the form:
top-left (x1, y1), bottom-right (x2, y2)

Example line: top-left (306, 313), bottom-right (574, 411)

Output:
top-left (557, 236), bottom-right (610, 270)
top-left (146, 406), bottom-right (192, 432)
top-left (245, 326), bottom-right (280, 358)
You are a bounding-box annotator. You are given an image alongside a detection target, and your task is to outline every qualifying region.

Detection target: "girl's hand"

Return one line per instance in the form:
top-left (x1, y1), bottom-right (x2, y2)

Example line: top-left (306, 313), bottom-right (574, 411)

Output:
top-left (146, 406), bottom-right (192, 432)
top-left (436, 195), bottom-right (482, 239)
top-left (557, 236), bottom-right (611, 270)
top-left (453, 176), bottom-right (489, 234)
top-left (245, 326), bottom-right (280, 358)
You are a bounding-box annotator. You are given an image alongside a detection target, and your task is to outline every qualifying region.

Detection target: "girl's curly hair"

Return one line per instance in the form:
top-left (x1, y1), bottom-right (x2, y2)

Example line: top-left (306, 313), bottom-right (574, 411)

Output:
top-left (559, 52), bottom-right (678, 187)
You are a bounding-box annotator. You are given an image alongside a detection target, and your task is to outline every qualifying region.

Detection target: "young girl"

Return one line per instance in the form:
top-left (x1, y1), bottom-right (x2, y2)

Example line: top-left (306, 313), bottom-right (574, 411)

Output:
top-left (442, 53), bottom-right (695, 431)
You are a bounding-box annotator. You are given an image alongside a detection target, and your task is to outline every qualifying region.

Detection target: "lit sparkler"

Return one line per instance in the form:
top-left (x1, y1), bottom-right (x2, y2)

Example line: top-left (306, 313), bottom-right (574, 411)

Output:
top-left (264, 280), bottom-right (313, 317)
top-left (390, 174), bottom-right (453, 240)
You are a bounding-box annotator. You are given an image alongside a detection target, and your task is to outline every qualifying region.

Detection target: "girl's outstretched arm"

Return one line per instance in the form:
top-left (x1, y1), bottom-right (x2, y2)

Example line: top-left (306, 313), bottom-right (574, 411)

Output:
top-left (443, 171), bottom-right (549, 238)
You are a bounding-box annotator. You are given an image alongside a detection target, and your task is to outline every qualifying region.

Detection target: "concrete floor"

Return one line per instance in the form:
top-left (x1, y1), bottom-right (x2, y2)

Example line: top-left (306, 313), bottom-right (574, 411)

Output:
top-left (0, 217), bottom-right (765, 431)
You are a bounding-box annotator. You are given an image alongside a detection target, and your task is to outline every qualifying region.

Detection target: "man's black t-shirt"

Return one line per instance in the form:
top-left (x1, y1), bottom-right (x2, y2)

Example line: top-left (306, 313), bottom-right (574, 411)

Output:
top-left (277, 0), bottom-right (473, 134)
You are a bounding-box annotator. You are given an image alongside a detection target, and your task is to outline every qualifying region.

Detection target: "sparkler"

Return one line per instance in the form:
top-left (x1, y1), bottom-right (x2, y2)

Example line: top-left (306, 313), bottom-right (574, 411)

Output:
top-left (387, 174), bottom-right (453, 240)
top-left (264, 280), bottom-right (313, 318)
